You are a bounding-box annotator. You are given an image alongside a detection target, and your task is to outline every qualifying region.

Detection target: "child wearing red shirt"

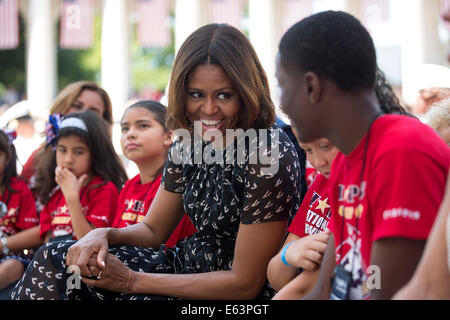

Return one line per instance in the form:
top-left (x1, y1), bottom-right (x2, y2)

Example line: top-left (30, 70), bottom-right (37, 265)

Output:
top-left (39, 175), bottom-right (118, 241)
top-left (267, 137), bottom-right (335, 299)
top-left (0, 130), bottom-right (39, 290)
top-left (35, 111), bottom-right (127, 242)
top-left (277, 11), bottom-right (450, 299)
top-left (115, 101), bottom-right (196, 247)
top-left (268, 66), bottom-right (412, 300)
top-left (327, 114), bottom-right (449, 299)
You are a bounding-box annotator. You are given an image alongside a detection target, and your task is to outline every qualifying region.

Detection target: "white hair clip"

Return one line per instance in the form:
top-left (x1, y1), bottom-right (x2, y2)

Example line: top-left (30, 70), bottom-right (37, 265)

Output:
top-left (59, 117), bottom-right (88, 132)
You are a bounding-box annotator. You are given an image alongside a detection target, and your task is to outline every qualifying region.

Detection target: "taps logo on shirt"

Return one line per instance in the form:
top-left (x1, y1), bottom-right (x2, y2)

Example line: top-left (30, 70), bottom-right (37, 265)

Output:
top-left (120, 198), bottom-right (146, 224)
top-left (125, 199), bottom-right (145, 213)
top-left (304, 191), bottom-right (332, 235)
top-left (337, 182), bottom-right (367, 220)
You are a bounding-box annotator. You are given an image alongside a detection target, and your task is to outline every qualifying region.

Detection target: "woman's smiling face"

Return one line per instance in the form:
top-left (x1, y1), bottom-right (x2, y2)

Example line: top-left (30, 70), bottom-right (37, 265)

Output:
top-left (185, 63), bottom-right (241, 143)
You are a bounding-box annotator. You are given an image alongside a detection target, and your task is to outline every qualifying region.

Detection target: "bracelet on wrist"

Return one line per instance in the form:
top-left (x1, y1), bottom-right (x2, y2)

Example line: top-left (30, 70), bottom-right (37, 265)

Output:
top-left (1, 236), bottom-right (9, 256)
top-left (280, 241), bottom-right (295, 267)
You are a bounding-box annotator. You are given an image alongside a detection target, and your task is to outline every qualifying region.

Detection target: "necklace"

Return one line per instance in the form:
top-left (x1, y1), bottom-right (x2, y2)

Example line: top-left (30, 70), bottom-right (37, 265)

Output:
top-left (339, 111), bottom-right (383, 267)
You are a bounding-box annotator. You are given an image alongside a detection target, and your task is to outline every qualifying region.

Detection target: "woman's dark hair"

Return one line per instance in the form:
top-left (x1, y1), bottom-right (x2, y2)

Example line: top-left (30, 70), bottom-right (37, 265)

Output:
top-left (0, 130), bottom-right (18, 202)
top-left (375, 68), bottom-right (410, 116)
top-left (167, 23), bottom-right (275, 132)
top-left (34, 110), bottom-right (128, 204)
top-left (124, 100), bottom-right (170, 132)
top-left (279, 10), bottom-right (377, 93)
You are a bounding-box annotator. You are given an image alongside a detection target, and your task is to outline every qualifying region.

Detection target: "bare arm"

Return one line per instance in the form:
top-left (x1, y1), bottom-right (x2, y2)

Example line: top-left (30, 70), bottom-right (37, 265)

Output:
top-left (267, 232), bottom-right (301, 291)
top-left (302, 234), bottom-right (336, 300)
top-left (66, 185), bottom-right (185, 275)
top-left (370, 237), bottom-right (425, 299)
top-left (0, 225), bottom-right (43, 253)
top-left (56, 168), bottom-right (93, 240)
top-left (83, 220), bottom-right (288, 299)
top-left (267, 231), bottom-right (330, 291)
top-left (65, 195), bottom-right (95, 240)
top-left (272, 268), bottom-right (319, 300)
top-left (108, 186), bottom-right (185, 248)
top-left (392, 173), bottom-right (450, 299)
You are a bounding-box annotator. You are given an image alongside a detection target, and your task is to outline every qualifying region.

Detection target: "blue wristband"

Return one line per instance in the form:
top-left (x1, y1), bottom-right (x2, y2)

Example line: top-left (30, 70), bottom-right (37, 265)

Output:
top-left (281, 241), bottom-right (295, 266)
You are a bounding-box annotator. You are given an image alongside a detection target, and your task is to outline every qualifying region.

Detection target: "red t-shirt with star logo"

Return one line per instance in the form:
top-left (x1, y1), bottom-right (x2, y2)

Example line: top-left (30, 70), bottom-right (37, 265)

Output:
top-left (113, 174), bottom-right (197, 247)
top-left (288, 173), bottom-right (331, 237)
top-left (328, 114), bottom-right (450, 300)
top-left (39, 175), bottom-right (119, 240)
top-left (0, 177), bottom-right (38, 236)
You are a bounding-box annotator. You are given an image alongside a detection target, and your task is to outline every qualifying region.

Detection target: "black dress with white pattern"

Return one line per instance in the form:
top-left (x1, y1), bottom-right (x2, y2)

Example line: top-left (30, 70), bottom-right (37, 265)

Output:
top-left (10, 124), bottom-right (301, 300)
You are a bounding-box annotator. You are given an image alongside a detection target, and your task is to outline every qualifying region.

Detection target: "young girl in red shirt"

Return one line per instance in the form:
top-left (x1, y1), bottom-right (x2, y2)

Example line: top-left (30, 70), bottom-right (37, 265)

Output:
top-left (0, 130), bottom-right (39, 290)
top-left (34, 111), bottom-right (128, 242)
top-left (115, 100), bottom-right (196, 247)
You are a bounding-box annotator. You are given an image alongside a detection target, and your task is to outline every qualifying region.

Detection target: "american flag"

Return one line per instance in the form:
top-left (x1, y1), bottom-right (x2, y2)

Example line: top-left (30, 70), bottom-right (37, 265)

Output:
top-left (282, 0), bottom-right (313, 33)
top-left (137, 0), bottom-right (171, 48)
top-left (59, 0), bottom-right (94, 49)
top-left (0, 0), bottom-right (19, 50)
top-left (209, 0), bottom-right (244, 30)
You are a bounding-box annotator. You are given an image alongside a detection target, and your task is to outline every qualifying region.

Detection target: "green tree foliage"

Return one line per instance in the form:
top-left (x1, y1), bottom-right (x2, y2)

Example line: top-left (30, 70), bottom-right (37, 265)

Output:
top-left (0, 9), bottom-right (174, 100)
top-left (0, 15), bottom-right (26, 95)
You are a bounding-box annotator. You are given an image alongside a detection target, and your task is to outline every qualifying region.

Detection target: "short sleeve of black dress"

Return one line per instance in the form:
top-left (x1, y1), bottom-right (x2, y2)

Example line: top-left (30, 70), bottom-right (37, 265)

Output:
top-left (161, 125), bottom-right (302, 236)
top-left (238, 125), bottom-right (301, 224)
top-left (161, 138), bottom-right (186, 193)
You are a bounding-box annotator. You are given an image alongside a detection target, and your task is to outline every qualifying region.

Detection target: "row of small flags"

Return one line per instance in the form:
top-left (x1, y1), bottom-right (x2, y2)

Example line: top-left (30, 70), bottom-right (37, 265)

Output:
top-left (1, 0), bottom-right (450, 51)
top-left (0, 0), bottom-right (244, 50)
top-left (0, 0), bottom-right (19, 49)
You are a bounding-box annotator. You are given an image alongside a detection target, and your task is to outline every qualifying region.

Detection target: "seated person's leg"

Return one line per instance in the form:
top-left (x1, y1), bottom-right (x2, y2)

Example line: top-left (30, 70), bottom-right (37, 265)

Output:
top-left (0, 259), bottom-right (25, 290)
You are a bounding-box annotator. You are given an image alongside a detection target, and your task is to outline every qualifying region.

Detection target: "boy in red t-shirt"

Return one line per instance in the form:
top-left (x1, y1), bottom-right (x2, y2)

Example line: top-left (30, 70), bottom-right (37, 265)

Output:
top-left (276, 11), bottom-right (450, 299)
top-left (267, 136), bottom-right (335, 299)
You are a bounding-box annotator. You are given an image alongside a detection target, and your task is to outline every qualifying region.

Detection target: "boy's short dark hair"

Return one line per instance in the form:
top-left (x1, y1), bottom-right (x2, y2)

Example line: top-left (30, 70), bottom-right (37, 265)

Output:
top-left (279, 10), bottom-right (377, 92)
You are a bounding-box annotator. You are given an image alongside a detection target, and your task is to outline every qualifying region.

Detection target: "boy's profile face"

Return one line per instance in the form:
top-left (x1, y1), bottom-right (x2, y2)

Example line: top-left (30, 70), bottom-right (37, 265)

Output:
top-left (276, 53), bottom-right (319, 143)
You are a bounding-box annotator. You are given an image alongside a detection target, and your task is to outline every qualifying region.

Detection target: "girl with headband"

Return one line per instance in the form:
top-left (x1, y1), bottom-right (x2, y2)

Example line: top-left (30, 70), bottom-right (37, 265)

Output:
top-left (34, 111), bottom-right (127, 242)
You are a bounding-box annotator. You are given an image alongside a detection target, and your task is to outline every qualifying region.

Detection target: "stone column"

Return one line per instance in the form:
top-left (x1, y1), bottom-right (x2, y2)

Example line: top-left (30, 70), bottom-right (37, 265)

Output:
top-left (101, 0), bottom-right (131, 122)
top-left (248, 0), bottom-right (284, 119)
top-left (26, 0), bottom-right (58, 120)
top-left (174, 0), bottom-right (208, 54)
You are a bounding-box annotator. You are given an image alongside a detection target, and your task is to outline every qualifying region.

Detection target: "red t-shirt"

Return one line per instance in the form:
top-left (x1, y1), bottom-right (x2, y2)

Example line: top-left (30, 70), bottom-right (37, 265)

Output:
top-left (0, 177), bottom-right (38, 236)
top-left (113, 174), bottom-right (197, 247)
top-left (328, 114), bottom-right (450, 300)
top-left (288, 173), bottom-right (331, 237)
top-left (39, 175), bottom-right (119, 240)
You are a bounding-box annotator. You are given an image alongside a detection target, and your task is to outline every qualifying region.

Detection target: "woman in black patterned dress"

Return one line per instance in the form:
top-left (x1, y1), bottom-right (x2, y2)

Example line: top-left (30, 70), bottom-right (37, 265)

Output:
top-left (11, 24), bottom-right (302, 300)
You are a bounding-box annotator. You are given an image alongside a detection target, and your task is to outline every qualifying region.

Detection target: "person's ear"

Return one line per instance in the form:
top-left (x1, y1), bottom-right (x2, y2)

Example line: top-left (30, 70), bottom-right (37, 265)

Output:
top-left (163, 130), bottom-right (174, 146)
top-left (304, 72), bottom-right (322, 104)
